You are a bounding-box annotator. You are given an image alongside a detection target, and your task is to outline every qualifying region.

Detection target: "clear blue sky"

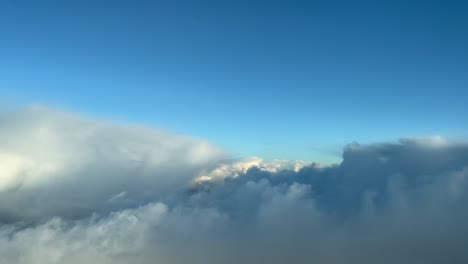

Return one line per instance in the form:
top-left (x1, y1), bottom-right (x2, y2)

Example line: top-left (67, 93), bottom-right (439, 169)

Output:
top-left (1, 0), bottom-right (467, 162)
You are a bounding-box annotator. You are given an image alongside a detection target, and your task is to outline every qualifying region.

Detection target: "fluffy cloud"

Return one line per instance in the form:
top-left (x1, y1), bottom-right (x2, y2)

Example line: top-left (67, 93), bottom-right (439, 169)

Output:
top-left (0, 106), bottom-right (223, 222)
top-left (1, 106), bottom-right (468, 263)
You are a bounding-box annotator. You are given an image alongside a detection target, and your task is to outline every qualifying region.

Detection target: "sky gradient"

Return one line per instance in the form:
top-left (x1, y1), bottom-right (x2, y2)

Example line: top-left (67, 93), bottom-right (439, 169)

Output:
top-left (1, 0), bottom-right (467, 162)
top-left (2, 2), bottom-right (468, 263)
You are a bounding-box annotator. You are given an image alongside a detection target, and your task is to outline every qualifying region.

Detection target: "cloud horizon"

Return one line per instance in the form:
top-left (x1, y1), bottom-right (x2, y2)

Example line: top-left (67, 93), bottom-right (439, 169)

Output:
top-left (1, 106), bottom-right (468, 264)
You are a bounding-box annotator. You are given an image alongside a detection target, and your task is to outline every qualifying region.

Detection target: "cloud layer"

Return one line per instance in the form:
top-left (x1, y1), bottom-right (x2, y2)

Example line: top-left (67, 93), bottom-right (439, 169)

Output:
top-left (1, 107), bottom-right (468, 263)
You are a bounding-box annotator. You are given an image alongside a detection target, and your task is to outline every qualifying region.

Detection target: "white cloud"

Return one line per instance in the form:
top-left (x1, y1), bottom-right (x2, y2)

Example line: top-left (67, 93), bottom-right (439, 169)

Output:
top-left (0, 106), bottom-right (224, 222)
top-left (1, 106), bottom-right (468, 263)
top-left (193, 157), bottom-right (312, 183)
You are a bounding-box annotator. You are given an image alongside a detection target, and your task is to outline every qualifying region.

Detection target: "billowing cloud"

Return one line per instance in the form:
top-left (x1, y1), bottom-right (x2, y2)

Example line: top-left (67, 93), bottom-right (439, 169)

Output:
top-left (0, 106), bottom-right (224, 223)
top-left (1, 106), bottom-right (468, 263)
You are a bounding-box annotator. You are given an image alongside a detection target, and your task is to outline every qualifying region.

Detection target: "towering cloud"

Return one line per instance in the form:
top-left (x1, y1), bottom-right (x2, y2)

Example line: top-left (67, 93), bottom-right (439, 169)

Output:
top-left (1, 106), bottom-right (467, 263)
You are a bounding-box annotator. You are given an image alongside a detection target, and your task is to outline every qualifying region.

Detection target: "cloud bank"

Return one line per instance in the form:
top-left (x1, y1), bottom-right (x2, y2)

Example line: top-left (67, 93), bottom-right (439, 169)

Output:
top-left (0, 106), bottom-right (223, 223)
top-left (1, 106), bottom-right (468, 263)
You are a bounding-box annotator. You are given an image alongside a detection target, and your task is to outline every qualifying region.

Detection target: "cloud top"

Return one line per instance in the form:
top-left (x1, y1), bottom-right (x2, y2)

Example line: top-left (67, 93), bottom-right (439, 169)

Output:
top-left (1, 106), bottom-right (468, 263)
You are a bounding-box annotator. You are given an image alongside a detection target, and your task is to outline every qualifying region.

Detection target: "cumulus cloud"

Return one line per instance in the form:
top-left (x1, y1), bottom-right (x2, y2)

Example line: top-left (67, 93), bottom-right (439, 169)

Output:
top-left (1, 106), bottom-right (468, 263)
top-left (0, 106), bottom-right (223, 222)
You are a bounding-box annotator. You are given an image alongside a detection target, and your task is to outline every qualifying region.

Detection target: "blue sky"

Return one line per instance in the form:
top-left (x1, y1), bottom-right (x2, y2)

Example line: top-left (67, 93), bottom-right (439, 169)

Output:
top-left (1, 0), bottom-right (467, 163)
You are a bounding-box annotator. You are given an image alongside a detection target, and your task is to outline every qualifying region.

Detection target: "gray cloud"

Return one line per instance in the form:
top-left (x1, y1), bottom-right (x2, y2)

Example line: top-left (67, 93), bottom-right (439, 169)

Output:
top-left (1, 107), bottom-right (468, 263)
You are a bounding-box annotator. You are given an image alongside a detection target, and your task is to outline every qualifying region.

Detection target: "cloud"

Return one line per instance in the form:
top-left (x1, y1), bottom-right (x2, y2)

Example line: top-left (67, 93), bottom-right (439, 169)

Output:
top-left (1, 106), bottom-right (468, 263)
top-left (0, 106), bottom-right (224, 223)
